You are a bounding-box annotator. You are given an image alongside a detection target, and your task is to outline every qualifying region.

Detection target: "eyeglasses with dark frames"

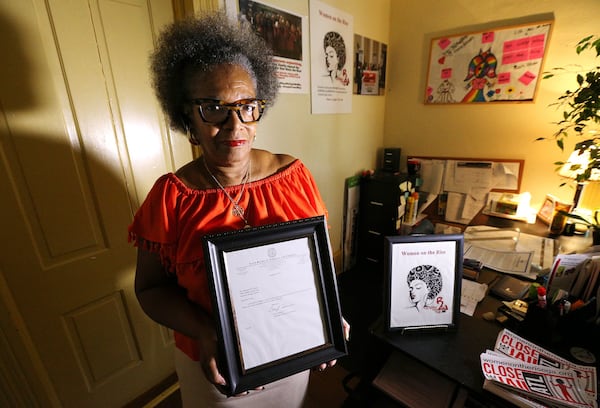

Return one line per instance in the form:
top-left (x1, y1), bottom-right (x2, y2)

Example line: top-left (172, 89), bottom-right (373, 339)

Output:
top-left (189, 98), bottom-right (268, 125)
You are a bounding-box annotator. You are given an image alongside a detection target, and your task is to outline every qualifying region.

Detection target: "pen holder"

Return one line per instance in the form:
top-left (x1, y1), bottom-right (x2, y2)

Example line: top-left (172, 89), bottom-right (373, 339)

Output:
top-left (522, 299), bottom-right (600, 357)
top-left (521, 302), bottom-right (562, 348)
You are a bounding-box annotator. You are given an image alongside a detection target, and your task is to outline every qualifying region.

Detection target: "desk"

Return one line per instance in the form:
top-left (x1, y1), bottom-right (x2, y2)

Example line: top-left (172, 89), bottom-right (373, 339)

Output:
top-left (337, 266), bottom-right (599, 407)
top-left (371, 314), bottom-right (501, 396)
top-left (336, 266), bottom-right (507, 407)
top-left (342, 205), bottom-right (598, 406)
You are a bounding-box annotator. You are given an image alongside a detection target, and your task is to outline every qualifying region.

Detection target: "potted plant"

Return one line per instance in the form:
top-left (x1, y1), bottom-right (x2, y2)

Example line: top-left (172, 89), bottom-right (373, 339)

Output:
top-left (540, 35), bottom-right (600, 244)
top-left (540, 35), bottom-right (599, 180)
top-left (557, 209), bottom-right (600, 244)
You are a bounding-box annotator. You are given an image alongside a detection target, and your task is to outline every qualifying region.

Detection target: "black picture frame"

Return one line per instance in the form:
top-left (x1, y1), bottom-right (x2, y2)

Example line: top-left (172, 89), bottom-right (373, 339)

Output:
top-left (383, 234), bottom-right (463, 333)
top-left (202, 216), bottom-right (347, 395)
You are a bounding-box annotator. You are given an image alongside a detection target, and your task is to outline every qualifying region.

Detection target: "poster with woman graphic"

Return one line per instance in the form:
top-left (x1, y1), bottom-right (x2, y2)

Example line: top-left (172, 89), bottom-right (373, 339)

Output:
top-left (425, 20), bottom-right (552, 104)
top-left (309, 0), bottom-right (353, 114)
top-left (385, 235), bottom-right (463, 331)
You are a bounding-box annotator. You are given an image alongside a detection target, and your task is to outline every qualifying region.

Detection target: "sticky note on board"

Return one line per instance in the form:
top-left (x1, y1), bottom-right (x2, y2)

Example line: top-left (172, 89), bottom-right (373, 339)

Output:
top-left (519, 71), bottom-right (536, 85)
top-left (438, 38), bottom-right (451, 50)
top-left (497, 72), bottom-right (511, 84)
top-left (482, 31), bottom-right (495, 43)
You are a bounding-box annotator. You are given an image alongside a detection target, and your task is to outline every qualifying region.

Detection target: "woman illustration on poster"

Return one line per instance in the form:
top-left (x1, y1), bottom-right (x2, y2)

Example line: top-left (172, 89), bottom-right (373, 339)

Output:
top-left (323, 31), bottom-right (349, 86)
top-left (406, 265), bottom-right (448, 313)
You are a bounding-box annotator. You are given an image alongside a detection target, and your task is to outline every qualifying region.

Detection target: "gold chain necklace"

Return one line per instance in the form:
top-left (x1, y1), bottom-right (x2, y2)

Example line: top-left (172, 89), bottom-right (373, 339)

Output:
top-left (202, 156), bottom-right (251, 228)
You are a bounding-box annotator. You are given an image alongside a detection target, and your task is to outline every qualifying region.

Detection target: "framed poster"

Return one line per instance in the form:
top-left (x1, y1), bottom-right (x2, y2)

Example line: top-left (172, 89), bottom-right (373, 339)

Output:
top-left (202, 216), bottom-right (347, 395)
top-left (425, 20), bottom-right (553, 104)
top-left (384, 234), bottom-right (463, 333)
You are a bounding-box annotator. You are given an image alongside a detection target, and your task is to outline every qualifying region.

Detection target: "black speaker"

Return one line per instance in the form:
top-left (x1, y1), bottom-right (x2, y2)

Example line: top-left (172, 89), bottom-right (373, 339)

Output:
top-left (382, 148), bottom-right (401, 173)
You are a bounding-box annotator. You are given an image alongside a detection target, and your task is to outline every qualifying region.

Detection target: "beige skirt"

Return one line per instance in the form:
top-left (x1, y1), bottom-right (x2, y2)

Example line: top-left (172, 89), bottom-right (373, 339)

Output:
top-left (174, 348), bottom-right (309, 408)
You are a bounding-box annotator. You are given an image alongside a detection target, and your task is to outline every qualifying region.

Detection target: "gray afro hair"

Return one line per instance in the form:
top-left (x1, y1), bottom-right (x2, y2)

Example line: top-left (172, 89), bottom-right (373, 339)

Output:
top-left (407, 265), bottom-right (443, 300)
top-left (150, 11), bottom-right (278, 133)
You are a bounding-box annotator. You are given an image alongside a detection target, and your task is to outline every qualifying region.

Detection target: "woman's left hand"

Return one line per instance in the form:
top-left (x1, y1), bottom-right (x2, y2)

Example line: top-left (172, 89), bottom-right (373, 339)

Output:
top-left (314, 317), bottom-right (350, 372)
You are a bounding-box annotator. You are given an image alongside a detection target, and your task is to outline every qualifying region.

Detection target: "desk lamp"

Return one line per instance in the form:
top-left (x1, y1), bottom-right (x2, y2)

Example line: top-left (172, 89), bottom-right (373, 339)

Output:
top-left (558, 143), bottom-right (600, 244)
top-left (558, 141), bottom-right (600, 209)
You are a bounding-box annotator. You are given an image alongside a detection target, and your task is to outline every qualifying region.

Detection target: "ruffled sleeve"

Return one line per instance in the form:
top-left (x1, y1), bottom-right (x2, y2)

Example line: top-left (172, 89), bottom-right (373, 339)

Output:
top-left (128, 174), bottom-right (180, 272)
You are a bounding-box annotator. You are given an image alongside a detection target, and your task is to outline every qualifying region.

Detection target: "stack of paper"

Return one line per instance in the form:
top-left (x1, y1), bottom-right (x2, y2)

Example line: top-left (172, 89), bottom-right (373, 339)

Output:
top-left (464, 225), bottom-right (556, 279)
top-left (460, 279), bottom-right (488, 316)
top-left (547, 254), bottom-right (600, 302)
top-left (480, 329), bottom-right (597, 408)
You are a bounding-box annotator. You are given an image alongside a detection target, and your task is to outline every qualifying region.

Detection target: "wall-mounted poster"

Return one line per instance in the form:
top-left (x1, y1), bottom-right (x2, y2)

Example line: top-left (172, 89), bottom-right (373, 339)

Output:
top-left (354, 33), bottom-right (387, 95)
top-left (309, 0), bottom-right (353, 114)
top-left (237, 0), bottom-right (309, 94)
top-left (425, 20), bottom-right (553, 104)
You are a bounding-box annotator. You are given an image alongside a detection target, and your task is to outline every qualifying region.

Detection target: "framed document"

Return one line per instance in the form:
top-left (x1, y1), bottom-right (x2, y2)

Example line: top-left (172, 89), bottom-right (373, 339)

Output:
top-left (384, 234), bottom-right (463, 333)
top-left (202, 216), bottom-right (347, 395)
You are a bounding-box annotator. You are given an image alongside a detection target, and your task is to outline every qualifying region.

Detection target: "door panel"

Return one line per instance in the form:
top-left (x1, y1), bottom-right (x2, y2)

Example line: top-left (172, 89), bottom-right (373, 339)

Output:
top-left (0, 0), bottom-right (190, 406)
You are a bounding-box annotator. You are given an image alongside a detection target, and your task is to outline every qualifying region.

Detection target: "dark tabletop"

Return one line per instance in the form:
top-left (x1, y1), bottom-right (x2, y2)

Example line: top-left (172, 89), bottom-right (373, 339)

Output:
top-left (371, 313), bottom-right (502, 394)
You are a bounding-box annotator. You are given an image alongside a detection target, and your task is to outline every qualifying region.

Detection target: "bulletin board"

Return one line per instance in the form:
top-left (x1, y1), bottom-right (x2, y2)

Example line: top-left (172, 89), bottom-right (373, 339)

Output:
top-left (424, 20), bottom-right (553, 104)
top-left (409, 156), bottom-right (524, 193)
top-left (408, 156), bottom-right (525, 225)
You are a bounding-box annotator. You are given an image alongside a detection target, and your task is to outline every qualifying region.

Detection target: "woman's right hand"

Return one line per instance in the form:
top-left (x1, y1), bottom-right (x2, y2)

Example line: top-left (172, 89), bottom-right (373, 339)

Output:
top-left (135, 248), bottom-right (262, 396)
top-left (196, 330), bottom-right (227, 391)
top-left (197, 333), bottom-right (266, 397)
top-left (134, 249), bottom-right (231, 393)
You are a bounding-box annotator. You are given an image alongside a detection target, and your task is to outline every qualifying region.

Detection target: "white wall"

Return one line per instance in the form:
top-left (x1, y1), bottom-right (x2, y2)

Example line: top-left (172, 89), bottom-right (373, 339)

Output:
top-left (384, 0), bottom-right (600, 211)
top-left (252, 0), bottom-right (391, 264)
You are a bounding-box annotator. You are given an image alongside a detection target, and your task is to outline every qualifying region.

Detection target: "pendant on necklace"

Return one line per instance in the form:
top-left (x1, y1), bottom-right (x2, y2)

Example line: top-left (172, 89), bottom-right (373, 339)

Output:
top-left (232, 204), bottom-right (245, 217)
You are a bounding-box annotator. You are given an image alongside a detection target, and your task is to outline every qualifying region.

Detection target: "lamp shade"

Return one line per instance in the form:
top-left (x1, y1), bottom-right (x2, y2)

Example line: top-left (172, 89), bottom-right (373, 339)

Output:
top-left (558, 142), bottom-right (600, 182)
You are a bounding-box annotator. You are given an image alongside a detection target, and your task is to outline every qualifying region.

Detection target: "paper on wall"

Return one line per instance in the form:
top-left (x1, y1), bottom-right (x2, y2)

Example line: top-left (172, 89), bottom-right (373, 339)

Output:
top-left (492, 162), bottom-right (520, 191)
top-left (419, 159), bottom-right (445, 194)
top-left (443, 160), bottom-right (493, 193)
top-left (444, 191), bottom-right (486, 224)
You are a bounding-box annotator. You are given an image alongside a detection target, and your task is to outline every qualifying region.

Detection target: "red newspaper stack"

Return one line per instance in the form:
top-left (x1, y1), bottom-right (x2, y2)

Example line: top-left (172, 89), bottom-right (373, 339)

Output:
top-left (480, 329), bottom-right (597, 408)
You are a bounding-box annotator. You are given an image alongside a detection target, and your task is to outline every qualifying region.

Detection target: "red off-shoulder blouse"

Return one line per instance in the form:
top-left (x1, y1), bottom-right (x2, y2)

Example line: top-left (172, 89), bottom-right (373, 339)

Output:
top-left (128, 159), bottom-right (328, 360)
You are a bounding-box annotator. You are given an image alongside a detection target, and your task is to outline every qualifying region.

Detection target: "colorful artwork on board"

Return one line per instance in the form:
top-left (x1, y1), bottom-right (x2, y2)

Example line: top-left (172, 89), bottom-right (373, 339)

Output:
top-left (425, 21), bottom-right (553, 104)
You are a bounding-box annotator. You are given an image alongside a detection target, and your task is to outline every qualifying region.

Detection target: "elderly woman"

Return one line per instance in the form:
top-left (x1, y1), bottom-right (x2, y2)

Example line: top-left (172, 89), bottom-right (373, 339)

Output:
top-left (129, 12), bottom-right (348, 408)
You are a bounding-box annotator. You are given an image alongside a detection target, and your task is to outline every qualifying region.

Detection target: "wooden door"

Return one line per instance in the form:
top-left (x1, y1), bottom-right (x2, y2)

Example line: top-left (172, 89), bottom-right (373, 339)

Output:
top-left (0, 0), bottom-right (192, 406)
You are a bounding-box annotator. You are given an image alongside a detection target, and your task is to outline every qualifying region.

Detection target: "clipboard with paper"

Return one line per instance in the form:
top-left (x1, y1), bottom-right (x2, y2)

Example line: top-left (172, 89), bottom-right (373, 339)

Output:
top-left (463, 226), bottom-right (556, 279)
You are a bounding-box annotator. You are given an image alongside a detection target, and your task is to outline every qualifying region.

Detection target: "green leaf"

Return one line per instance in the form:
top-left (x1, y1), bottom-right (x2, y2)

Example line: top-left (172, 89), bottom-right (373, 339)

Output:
top-left (543, 35), bottom-right (600, 186)
top-left (557, 210), bottom-right (595, 226)
top-left (577, 35), bottom-right (594, 45)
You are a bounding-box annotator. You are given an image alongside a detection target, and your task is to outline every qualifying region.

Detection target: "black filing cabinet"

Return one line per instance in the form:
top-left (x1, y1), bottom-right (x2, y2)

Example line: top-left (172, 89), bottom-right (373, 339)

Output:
top-left (357, 172), bottom-right (409, 270)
